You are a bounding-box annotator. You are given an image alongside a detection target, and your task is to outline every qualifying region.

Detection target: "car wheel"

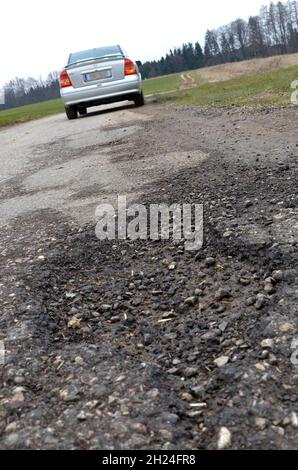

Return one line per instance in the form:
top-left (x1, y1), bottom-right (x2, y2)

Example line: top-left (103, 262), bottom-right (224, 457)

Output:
top-left (65, 106), bottom-right (78, 120)
top-left (79, 107), bottom-right (87, 116)
top-left (134, 91), bottom-right (145, 107)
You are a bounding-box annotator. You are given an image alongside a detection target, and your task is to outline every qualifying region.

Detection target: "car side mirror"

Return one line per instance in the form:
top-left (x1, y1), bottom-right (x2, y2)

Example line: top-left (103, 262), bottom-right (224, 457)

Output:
top-left (136, 60), bottom-right (142, 67)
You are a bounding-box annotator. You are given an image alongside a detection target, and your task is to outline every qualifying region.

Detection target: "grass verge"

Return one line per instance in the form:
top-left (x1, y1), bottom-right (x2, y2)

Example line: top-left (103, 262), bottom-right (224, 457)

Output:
top-left (142, 73), bottom-right (182, 95)
top-left (162, 65), bottom-right (298, 107)
top-left (0, 99), bottom-right (64, 128)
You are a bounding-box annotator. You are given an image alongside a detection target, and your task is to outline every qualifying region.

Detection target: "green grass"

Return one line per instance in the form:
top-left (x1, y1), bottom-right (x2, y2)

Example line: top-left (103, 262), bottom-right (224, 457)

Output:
top-left (0, 99), bottom-right (64, 128)
top-left (142, 73), bottom-right (182, 95)
top-left (162, 65), bottom-right (298, 107)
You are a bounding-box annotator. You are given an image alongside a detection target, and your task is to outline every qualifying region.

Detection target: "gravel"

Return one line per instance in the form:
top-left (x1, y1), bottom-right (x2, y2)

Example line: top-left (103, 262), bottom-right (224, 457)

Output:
top-left (0, 104), bottom-right (298, 449)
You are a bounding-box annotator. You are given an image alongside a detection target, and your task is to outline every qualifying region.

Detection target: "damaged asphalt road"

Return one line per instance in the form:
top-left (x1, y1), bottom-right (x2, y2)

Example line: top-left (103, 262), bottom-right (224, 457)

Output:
top-left (0, 103), bottom-right (298, 449)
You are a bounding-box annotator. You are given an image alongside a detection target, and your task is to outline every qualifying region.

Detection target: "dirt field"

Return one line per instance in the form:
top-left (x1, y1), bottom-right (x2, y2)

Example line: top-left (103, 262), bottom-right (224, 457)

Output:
top-left (0, 102), bottom-right (298, 449)
top-left (192, 53), bottom-right (298, 83)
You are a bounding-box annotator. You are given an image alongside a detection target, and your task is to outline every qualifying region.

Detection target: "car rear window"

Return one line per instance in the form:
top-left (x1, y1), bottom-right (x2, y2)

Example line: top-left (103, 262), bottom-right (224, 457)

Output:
top-left (68, 46), bottom-right (123, 64)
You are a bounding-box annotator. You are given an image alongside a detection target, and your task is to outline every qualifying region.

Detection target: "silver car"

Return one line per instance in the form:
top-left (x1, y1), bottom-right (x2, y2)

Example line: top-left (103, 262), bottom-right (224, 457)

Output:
top-left (59, 45), bottom-right (144, 120)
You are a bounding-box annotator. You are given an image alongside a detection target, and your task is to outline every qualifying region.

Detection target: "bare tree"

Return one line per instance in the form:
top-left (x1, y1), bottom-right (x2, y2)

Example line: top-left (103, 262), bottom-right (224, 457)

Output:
top-left (204, 30), bottom-right (222, 65)
top-left (231, 19), bottom-right (249, 59)
top-left (248, 16), bottom-right (265, 57)
top-left (276, 1), bottom-right (289, 51)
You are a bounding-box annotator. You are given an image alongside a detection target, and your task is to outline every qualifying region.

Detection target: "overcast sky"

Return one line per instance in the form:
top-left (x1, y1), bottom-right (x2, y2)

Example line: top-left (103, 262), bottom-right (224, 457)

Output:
top-left (1, 0), bottom-right (268, 85)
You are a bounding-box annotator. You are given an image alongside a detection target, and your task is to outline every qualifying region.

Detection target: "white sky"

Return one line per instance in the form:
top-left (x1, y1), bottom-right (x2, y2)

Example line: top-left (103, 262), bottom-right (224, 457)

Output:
top-left (1, 0), bottom-right (268, 85)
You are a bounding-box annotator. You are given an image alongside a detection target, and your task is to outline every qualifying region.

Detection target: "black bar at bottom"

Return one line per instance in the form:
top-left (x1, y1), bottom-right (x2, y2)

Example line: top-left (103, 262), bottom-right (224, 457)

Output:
top-left (0, 450), bottom-right (292, 467)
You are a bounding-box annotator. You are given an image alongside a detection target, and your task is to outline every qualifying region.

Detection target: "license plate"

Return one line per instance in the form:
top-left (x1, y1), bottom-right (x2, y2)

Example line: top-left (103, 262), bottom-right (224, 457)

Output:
top-left (83, 69), bottom-right (112, 82)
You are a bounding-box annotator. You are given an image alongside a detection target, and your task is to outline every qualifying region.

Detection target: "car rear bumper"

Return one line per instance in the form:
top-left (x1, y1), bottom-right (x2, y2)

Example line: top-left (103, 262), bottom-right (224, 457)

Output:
top-left (60, 75), bottom-right (142, 107)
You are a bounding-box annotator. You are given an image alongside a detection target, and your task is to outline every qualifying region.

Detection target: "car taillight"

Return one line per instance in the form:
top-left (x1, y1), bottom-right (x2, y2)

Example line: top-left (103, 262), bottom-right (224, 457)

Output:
top-left (124, 58), bottom-right (137, 75)
top-left (60, 70), bottom-right (72, 88)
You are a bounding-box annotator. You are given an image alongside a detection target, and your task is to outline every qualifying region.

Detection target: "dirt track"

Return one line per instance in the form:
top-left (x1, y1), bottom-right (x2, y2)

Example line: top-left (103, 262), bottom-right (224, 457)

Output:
top-left (0, 102), bottom-right (298, 449)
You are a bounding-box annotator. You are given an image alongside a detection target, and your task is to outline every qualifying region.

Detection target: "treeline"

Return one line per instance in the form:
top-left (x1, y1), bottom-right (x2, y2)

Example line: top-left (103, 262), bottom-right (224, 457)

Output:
top-left (1, 73), bottom-right (60, 110)
top-left (141, 0), bottom-right (298, 77)
top-left (1, 1), bottom-right (298, 109)
top-left (140, 42), bottom-right (204, 78)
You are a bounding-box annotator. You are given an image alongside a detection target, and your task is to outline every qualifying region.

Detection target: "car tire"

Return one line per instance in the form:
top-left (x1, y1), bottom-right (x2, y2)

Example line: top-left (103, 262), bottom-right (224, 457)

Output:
top-left (134, 91), bottom-right (145, 107)
top-left (79, 107), bottom-right (87, 116)
top-left (65, 106), bottom-right (78, 120)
